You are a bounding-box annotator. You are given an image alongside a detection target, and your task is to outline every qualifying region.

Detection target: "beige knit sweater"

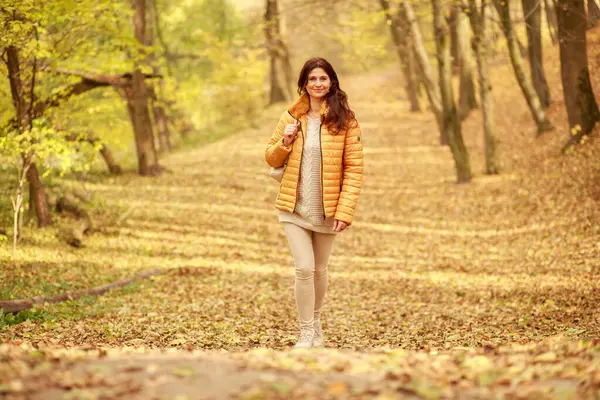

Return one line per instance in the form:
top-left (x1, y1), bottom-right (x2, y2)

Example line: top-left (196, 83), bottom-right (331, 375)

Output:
top-left (278, 116), bottom-right (336, 234)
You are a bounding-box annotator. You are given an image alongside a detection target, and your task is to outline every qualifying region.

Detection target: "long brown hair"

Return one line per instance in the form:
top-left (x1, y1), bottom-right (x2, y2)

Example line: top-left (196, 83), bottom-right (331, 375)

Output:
top-left (297, 57), bottom-right (356, 134)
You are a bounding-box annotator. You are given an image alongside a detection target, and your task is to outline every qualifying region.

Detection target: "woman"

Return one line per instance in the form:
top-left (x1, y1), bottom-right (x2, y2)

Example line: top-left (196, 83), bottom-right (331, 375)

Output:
top-left (265, 57), bottom-right (364, 348)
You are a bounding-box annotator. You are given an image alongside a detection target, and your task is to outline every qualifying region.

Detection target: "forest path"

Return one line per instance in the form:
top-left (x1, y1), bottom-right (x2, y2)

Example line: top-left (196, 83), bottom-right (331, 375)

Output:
top-left (1, 66), bottom-right (599, 399)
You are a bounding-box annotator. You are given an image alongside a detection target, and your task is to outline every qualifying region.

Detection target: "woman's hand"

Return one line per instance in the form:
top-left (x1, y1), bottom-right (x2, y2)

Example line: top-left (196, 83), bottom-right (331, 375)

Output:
top-left (283, 120), bottom-right (300, 147)
top-left (333, 220), bottom-right (347, 232)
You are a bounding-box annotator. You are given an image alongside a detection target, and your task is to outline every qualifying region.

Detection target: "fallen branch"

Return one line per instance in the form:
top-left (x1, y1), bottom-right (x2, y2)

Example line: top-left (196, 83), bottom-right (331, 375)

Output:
top-left (0, 268), bottom-right (164, 314)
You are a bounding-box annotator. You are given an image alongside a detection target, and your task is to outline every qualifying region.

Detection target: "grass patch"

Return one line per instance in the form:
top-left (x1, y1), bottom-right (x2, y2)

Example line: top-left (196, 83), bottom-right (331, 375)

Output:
top-left (0, 309), bottom-right (49, 329)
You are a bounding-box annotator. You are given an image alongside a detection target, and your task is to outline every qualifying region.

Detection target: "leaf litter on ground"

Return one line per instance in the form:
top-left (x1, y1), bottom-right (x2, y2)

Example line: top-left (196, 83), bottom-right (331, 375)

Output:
top-left (1, 41), bottom-right (600, 399)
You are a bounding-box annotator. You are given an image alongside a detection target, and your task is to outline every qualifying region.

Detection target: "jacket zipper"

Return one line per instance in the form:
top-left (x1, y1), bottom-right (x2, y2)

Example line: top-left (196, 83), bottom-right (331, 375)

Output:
top-left (319, 124), bottom-right (326, 220)
top-left (293, 117), bottom-right (304, 213)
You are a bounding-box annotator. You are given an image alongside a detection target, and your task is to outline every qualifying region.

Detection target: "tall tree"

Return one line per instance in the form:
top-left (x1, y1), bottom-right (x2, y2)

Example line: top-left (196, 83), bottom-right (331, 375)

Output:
top-left (433, 0), bottom-right (472, 182)
top-left (4, 39), bottom-right (53, 228)
top-left (466, 0), bottom-right (499, 174)
top-left (400, 0), bottom-right (445, 139)
top-left (147, 0), bottom-right (171, 153)
top-left (589, 0), bottom-right (600, 28)
top-left (454, 6), bottom-right (478, 119)
top-left (522, 0), bottom-right (551, 108)
top-left (379, 0), bottom-right (421, 111)
top-left (544, 0), bottom-right (560, 43)
top-left (264, 0), bottom-right (292, 104)
top-left (556, 0), bottom-right (600, 150)
top-left (131, 0), bottom-right (160, 175)
top-left (493, 0), bottom-right (553, 133)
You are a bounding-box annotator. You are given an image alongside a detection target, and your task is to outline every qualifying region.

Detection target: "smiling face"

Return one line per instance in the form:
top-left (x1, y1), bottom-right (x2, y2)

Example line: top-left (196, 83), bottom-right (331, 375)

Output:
top-left (305, 67), bottom-right (331, 100)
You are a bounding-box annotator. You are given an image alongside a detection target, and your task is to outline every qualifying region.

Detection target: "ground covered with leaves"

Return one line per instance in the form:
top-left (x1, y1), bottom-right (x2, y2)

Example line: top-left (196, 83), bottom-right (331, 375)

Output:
top-left (1, 42), bottom-right (600, 398)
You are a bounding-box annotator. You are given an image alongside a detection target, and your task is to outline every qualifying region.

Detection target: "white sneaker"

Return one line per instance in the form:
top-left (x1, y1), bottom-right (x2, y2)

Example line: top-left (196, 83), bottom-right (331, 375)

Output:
top-left (294, 327), bottom-right (315, 349)
top-left (312, 319), bottom-right (324, 348)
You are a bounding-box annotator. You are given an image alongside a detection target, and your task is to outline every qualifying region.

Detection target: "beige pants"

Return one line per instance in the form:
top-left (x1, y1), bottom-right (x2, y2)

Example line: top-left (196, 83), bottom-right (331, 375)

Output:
top-left (283, 223), bottom-right (336, 329)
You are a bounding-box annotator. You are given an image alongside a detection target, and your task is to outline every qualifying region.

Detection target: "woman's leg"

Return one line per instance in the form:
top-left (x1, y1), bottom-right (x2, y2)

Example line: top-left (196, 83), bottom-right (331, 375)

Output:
top-left (312, 232), bottom-right (336, 319)
top-left (282, 223), bottom-right (315, 330)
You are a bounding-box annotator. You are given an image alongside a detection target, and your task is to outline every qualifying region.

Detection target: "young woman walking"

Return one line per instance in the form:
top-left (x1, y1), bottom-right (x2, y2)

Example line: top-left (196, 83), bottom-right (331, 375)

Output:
top-left (265, 57), bottom-right (364, 348)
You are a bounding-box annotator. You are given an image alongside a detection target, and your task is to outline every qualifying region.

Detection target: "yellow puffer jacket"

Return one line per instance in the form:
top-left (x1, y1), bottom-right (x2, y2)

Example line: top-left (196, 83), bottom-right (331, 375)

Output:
top-left (265, 93), bottom-right (363, 225)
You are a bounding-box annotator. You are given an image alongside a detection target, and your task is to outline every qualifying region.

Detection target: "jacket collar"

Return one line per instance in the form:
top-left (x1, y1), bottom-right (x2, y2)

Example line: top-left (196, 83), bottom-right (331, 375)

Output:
top-left (287, 92), bottom-right (329, 121)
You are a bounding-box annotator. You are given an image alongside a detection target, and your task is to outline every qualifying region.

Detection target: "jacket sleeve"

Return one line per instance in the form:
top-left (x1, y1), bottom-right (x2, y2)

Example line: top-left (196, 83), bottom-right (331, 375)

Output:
top-left (334, 121), bottom-right (364, 226)
top-left (265, 111), bottom-right (293, 168)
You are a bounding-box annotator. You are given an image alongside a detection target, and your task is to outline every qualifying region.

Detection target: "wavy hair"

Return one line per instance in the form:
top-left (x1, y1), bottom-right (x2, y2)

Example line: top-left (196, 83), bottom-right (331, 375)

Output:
top-left (297, 57), bottom-right (356, 135)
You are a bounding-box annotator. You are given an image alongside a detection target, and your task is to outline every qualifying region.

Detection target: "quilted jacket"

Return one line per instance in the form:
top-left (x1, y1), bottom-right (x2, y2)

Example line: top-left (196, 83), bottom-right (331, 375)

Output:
top-left (265, 92), bottom-right (363, 225)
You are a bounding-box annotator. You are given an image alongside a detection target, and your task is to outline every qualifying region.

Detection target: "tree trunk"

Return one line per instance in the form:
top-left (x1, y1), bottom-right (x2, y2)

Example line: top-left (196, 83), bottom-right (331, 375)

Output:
top-left (132, 0), bottom-right (160, 175)
top-left (379, 0), bottom-right (421, 111)
top-left (265, 0), bottom-right (290, 104)
top-left (589, 0), bottom-right (600, 28)
top-left (468, 0), bottom-right (499, 174)
top-left (6, 46), bottom-right (29, 130)
top-left (98, 145), bottom-right (122, 175)
top-left (146, 0), bottom-right (171, 153)
top-left (433, 0), bottom-right (472, 183)
top-left (405, 49), bottom-right (422, 112)
top-left (522, 0), bottom-right (552, 108)
top-left (153, 102), bottom-right (171, 152)
top-left (131, 74), bottom-right (159, 175)
top-left (401, 0), bottom-right (444, 138)
top-left (6, 45), bottom-right (53, 228)
top-left (147, 85), bottom-right (171, 153)
top-left (27, 163), bottom-right (53, 227)
top-left (557, 0), bottom-right (600, 150)
top-left (67, 133), bottom-right (123, 174)
top-left (544, 0), bottom-right (559, 44)
top-left (455, 7), bottom-right (478, 119)
top-left (12, 162), bottom-right (29, 258)
top-left (450, 7), bottom-right (461, 69)
top-left (493, 0), bottom-right (553, 133)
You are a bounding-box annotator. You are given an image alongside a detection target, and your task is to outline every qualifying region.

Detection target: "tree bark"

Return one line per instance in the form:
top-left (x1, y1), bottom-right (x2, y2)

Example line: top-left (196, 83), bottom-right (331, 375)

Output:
top-left (153, 101), bottom-right (171, 152)
top-left (132, 0), bottom-right (160, 175)
top-left (147, 85), bottom-right (171, 153)
top-left (433, 0), bottom-right (472, 183)
top-left (5, 45), bottom-right (53, 228)
top-left (146, 0), bottom-right (171, 153)
top-left (557, 0), bottom-right (600, 150)
top-left (455, 6), bottom-right (478, 119)
top-left (450, 7), bottom-right (461, 69)
top-left (6, 46), bottom-right (29, 130)
top-left (265, 0), bottom-right (291, 104)
top-left (522, 0), bottom-right (552, 108)
top-left (130, 72), bottom-right (160, 175)
top-left (544, 0), bottom-right (559, 44)
top-left (401, 0), bottom-right (444, 138)
top-left (493, 0), bottom-right (553, 134)
top-left (12, 162), bottom-right (30, 258)
top-left (467, 0), bottom-right (499, 174)
top-left (379, 0), bottom-right (422, 112)
top-left (98, 145), bottom-right (123, 175)
top-left (589, 0), bottom-right (600, 28)
top-left (27, 163), bottom-right (53, 227)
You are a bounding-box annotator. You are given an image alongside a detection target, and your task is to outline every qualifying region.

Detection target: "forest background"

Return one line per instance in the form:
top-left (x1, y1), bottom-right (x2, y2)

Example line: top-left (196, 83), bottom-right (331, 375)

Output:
top-left (1, 0), bottom-right (600, 398)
